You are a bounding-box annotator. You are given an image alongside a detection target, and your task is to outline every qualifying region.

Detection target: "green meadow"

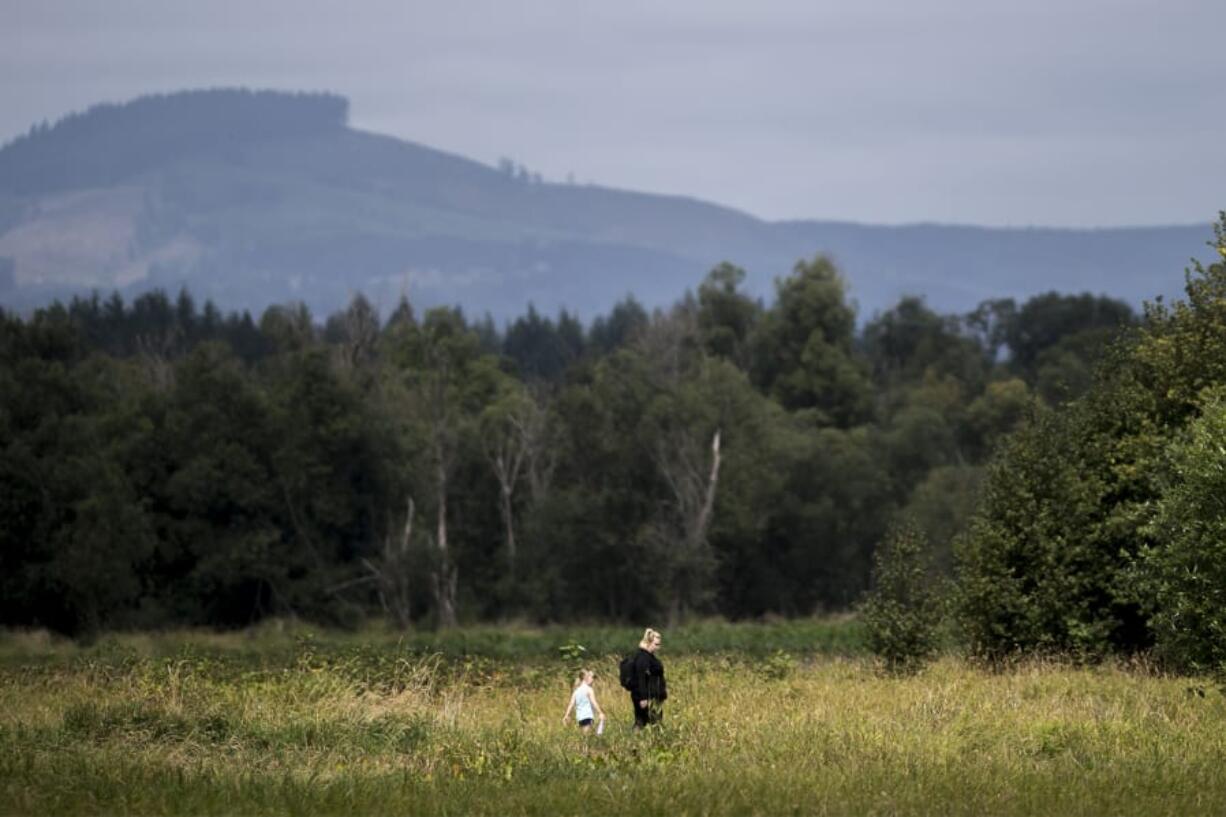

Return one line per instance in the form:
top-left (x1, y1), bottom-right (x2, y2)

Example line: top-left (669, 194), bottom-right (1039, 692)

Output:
top-left (2, 620), bottom-right (1224, 816)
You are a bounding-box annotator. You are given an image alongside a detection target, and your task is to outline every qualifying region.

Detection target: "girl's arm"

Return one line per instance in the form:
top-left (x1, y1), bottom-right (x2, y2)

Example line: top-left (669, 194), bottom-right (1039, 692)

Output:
top-left (562, 692), bottom-right (575, 724)
top-left (590, 689), bottom-right (604, 719)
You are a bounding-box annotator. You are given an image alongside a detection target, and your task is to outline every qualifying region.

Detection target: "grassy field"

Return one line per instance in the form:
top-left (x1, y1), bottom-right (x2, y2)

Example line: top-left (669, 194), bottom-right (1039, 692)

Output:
top-left (2, 620), bottom-right (1224, 816)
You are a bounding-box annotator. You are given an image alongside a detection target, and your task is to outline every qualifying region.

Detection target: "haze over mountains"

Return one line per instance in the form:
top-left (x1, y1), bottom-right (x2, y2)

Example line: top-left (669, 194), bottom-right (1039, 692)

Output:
top-left (0, 89), bottom-right (1212, 322)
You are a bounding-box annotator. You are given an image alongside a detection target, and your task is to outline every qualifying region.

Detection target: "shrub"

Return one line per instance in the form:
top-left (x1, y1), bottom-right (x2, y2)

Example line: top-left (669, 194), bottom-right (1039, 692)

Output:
top-left (956, 214), bottom-right (1226, 660)
top-left (953, 400), bottom-right (1137, 658)
top-left (1139, 389), bottom-right (1226, 672)
top-left (861, 522), bottom-right (943, 672)
top-left (757, 648), bottom-right (797, 680)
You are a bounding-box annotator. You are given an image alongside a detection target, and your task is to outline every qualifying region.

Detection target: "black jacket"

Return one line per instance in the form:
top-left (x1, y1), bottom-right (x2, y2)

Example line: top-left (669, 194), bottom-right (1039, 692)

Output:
top-left (631, 648), bottom-right (667, 702)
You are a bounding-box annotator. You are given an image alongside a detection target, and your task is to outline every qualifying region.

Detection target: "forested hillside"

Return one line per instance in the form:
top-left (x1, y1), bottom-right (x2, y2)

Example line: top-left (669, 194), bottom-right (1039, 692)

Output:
top-left (1, 247), bottom-right (1146, 634)
top-left (0, 89), bottom-right (1209, 322)
top-left (0, 89), bottom-right (347, 195)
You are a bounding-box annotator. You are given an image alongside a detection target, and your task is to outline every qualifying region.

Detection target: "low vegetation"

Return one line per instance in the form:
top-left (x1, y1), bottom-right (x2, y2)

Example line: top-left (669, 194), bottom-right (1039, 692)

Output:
top-left (3, 622), bottom-right (1225, 816)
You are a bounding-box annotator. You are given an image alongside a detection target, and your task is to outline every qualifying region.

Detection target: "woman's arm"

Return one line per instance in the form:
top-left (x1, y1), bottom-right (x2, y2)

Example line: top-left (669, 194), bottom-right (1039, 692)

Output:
top-left (634, 653), bottom-right (655, 707)
top-left (561, 691), bottom-right (575, 724)
top-left (590, 689), bottom-right (604, 719)
top-left (633, 652), bottom-right (651, 700)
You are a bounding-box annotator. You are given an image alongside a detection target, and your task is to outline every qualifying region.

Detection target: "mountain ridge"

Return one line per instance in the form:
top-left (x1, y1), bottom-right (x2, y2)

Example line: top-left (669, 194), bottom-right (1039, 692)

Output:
top-left (0, 89), bottom-right (1213, 321)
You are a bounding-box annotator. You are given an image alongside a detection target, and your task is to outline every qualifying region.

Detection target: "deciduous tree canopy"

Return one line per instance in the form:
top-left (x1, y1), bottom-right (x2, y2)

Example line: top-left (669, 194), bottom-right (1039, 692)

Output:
top-left (1, 235), bottom-right (1171, 635)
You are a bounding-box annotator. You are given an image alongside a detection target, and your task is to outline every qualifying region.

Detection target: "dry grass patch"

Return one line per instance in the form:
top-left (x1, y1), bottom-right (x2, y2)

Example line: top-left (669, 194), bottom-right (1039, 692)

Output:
top-left (2, 630), bottom-right (1224, 815)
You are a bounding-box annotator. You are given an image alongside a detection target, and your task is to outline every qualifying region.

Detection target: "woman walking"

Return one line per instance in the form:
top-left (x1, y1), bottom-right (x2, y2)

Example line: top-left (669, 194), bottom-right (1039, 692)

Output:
top-left (629, 628), bottom-right (667, 728)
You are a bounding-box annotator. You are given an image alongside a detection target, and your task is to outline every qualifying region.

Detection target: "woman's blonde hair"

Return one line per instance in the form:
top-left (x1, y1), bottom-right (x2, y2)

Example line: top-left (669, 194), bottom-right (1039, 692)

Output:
top-left (638, 628), bottom-right (661, 650)
top-left (573, 668), bottom-right (593, 689)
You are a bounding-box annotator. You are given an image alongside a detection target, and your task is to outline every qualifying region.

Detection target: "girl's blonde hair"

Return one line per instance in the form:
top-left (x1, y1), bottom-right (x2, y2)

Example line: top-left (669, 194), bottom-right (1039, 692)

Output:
top-left (638, 628), bottom-right (661, 650)
top-left (573, 668), bottom-right (593, 689)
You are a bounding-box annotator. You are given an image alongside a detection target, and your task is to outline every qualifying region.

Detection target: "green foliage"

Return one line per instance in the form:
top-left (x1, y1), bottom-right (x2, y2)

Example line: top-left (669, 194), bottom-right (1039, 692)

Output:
top-left (1139, 389), bottom-right (1226, 672)
top-left (954, 405), bottom-right (1126, 657)
top-left (557, 641), bottom-right (588, 679)
top-left (750, 255), bottom-right (870, 426)
top-left (956, 213), bottom-right (1226, 661)
top-left (863, 296), bottom-right (987, 392)
top-left (756, 648), bottom-right (797, 680)
top-left (503, 304), bottom-right (584, 381)
top-left (1, 234), bottom-right (1157, 634)
top-left (965, 378), bottom-right (1034, 457)
top-left (1003, 292), bottom-right (1135, 380)
top-left (696, 262), bottom-right (760, 366)
top-left (861, 522), bottom-right (944, 672)
top-left (900, 464), bottom-right (983, 575)
top-left (556, 641), bottom-right (587, 662)
top-left (587, 296), bottom-right (648, 355)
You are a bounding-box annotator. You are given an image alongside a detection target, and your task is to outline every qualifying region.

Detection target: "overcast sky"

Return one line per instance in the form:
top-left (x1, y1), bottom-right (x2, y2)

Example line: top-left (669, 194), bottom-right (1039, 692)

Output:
top-left (4, 0), bottom-right (1224, 227)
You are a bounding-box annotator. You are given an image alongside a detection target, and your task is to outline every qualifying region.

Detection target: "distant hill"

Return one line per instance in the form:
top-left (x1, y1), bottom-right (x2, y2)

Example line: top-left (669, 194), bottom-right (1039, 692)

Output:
top-left (0, 89), bottom-right (1214, 322)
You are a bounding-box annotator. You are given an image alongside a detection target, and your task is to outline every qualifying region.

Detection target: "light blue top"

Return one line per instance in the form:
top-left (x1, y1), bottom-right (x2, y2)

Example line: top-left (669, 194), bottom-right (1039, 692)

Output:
top-left (572, 682), bottom-right (594, 721)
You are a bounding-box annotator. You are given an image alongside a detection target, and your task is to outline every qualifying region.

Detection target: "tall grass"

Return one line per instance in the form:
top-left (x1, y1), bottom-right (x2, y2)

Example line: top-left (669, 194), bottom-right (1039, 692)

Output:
top-left (2, 621), bottom-right (1223, 815)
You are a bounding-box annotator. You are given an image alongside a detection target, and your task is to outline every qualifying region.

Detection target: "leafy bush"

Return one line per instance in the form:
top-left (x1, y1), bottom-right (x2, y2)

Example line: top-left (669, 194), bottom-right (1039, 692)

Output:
top-left (1139, 389), bottom-right (1226, 672)
top-left (953, 399), bottom-right (1136, 657)
top-left (956, 214), bottom-right (1226, 661)
top-left (757, 649), bottom-right (797, 680)
top-left (861, 522), bottom-right (944, 672)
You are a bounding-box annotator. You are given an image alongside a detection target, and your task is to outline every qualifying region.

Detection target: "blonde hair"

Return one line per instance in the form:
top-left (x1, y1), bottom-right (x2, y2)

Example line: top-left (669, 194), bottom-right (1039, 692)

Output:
top-left (573, 668), bottom-right (593, 689)
top-left (638, 628), bottom-right (661, 650)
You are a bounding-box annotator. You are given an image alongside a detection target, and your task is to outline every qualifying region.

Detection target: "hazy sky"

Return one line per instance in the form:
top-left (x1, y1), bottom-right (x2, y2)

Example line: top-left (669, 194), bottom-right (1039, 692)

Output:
top-left (4, 0), bottom-right (1224, 226)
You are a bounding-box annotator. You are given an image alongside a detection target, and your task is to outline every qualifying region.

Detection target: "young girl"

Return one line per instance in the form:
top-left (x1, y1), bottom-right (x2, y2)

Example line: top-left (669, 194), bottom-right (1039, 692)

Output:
top-left (561, 669), bottom-right (605, 734)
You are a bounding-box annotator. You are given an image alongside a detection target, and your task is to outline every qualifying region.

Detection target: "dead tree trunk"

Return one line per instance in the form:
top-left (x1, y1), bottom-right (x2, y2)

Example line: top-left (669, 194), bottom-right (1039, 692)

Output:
top-left (519, 384), bottom-right (557, 506)
top-left (693, 430), bottom-right (721, 547)
top-left (483, 386), bottom-right (553, 584)
top-left (431, 449), bottom-right (458, 628)
top-left (499, 481), bottom-right (517, 577)
top-left (135, 330), bottom-right (180, 392)
top-left (363, 496), bottom-right (415, 629)
top-left (657, 429), bottom-right (722, 627)
top-left (485, 424), bottom-right (527, 580)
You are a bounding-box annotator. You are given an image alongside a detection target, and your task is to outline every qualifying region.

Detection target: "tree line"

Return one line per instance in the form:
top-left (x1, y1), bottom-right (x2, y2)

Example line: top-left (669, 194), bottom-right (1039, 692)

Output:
top-left (1, 253), bottom-right (1140, 635)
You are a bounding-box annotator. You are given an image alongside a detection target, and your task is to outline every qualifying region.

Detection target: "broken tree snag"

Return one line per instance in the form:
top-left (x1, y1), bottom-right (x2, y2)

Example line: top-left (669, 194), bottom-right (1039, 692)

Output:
top-left (696, 430), bottom-right (721, 544)
top-left (363, 495), bottom-right (415, 629)
top-left (656, 427), bottom-right (723, 626)
top-left (432, 452), bottom-right (458, 629)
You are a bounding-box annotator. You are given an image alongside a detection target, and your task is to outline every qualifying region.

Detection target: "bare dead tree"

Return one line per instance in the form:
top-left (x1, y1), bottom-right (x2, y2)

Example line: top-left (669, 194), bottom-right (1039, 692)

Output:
top-left (135, 329), bottom-right (180, 391)
top-left (334, 294), bottom-right (381, 373)
top-left (410, 324), bottom-right (462, 629)
top-left (636, 303), bottom-right (700, 390)
top-left (482, 384), bottom-right (556, 581)
top-left (517, 382), bottom-right (557, 505)
top-left (362, 496), bottom-right (416, 629)
top-left (654, 428), bottom-right (722, 626)
top-left (483, 406), bottom-right (528, 579)
top-left (429, 449), bottom-right (458, 628)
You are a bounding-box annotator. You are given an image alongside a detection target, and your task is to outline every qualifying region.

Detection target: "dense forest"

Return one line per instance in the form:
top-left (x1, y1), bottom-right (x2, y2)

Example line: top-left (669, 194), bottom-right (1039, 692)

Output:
top-left (3, 221), bottom-right (1167, 637)
top-left (0, 208), bottom-right (1204, 672)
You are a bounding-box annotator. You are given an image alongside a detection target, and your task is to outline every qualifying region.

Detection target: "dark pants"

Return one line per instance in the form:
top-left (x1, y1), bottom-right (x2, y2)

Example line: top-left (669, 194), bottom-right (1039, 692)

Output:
top-left (631, 696), bottom-right (662, 728)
